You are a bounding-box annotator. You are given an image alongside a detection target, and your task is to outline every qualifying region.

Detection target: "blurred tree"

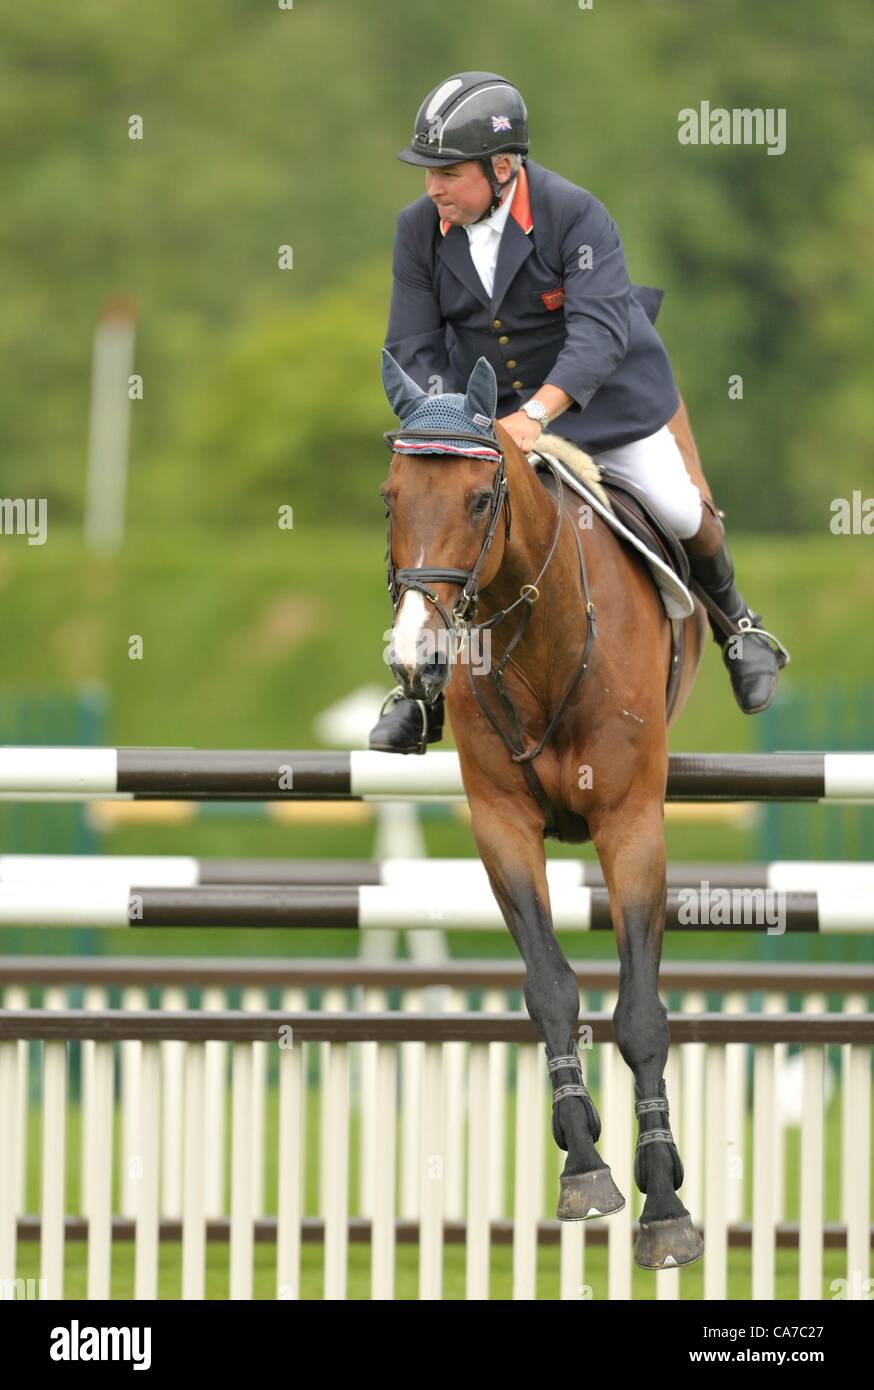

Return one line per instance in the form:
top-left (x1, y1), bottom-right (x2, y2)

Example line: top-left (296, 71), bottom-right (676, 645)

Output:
top-left (0, 0), bottom-right (871, 532)
top-left (144, 262), bottom-right (393, 527)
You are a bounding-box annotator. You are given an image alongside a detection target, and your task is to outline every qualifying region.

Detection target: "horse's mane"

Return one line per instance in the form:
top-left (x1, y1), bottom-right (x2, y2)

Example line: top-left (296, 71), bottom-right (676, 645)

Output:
top-left (532, 433), bottom-right (612, 510)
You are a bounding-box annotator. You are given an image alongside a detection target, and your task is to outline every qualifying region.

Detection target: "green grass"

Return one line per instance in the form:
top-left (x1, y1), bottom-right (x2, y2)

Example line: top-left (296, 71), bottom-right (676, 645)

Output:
top-left (11, 1240), bottom-right (857, 1301)
top-left (10, 1067), bottom-right (873, 1300)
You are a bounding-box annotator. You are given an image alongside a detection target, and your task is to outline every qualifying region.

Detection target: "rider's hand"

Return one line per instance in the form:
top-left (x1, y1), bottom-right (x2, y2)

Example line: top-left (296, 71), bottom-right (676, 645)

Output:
top-left (497, 410), bottom-right (543, 456)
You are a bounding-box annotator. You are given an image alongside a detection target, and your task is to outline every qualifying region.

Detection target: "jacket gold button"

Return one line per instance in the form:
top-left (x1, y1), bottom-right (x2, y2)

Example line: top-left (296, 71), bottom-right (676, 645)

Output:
top-left (498, 335), bottom-right (509, 345)
top-left (512, 380), bottom-right (523, 390)
top-left (492, 319), bottom-right (502, 329)
top-left (506, 359), bottom-right (517, 368)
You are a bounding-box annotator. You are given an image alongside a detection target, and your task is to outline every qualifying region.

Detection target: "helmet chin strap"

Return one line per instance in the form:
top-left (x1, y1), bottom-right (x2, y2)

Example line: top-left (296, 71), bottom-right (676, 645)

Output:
top-left (472, 159), bottom-right (512, 222)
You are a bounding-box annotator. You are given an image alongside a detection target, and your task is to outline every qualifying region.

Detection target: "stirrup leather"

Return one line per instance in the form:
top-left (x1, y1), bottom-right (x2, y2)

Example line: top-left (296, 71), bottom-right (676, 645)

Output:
top-left (546, 1048), bottom-right (601, 1150)
top-left (634, 1081), bottom-right (684, 1192)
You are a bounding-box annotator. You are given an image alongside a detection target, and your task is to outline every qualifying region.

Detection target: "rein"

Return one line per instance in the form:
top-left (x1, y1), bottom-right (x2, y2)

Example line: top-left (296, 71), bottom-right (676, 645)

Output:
top-left (382, 429), bottom-right (597, 766)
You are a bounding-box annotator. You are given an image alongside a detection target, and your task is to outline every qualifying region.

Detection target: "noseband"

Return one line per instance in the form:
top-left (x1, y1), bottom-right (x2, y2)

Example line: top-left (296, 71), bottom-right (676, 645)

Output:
top-left (382, 427), bottom-right (597, 769)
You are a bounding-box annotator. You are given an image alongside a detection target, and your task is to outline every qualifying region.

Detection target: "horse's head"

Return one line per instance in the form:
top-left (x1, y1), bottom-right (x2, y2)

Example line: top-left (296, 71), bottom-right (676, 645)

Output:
top-left (380, 351), bottom-right (512, 702)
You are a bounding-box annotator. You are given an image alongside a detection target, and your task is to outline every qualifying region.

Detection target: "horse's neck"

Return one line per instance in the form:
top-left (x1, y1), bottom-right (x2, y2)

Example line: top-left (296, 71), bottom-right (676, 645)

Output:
top-left (479, 448), bottom-right (584, 680)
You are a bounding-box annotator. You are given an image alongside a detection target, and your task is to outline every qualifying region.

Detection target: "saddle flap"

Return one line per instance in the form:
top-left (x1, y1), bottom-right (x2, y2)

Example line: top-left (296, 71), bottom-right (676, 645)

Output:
top-left (597, 472), bottom-right (691, 588)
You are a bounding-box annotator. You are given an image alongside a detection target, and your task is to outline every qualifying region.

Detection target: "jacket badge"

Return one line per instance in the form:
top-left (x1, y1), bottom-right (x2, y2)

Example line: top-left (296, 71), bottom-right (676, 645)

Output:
top-left (541, 288), bottom-right (565, 311)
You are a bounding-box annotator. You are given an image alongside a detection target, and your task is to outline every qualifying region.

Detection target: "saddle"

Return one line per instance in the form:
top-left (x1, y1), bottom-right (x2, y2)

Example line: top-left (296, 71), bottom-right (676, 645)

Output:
top-left (597, 471), bottom-right (691, 589)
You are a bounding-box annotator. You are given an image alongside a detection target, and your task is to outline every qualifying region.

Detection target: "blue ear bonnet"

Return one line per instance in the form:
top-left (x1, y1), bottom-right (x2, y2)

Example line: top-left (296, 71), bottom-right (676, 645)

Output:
top-left (394, 392), bottom-right (501, 459)
top-left (382, 349), bottom-right (502, 461)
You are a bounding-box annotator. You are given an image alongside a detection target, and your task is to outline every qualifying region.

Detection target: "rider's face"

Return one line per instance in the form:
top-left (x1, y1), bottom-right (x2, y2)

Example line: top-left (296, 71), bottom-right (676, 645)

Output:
top-left (424, 157), bottom-right (513, 225)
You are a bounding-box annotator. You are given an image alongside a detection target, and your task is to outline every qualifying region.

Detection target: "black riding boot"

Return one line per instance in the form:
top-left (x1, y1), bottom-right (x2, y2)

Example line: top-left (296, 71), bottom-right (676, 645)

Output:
top-left (687, 540), bottom-right (789, 714)
top-left (368, 686), bottom-right (445, 755)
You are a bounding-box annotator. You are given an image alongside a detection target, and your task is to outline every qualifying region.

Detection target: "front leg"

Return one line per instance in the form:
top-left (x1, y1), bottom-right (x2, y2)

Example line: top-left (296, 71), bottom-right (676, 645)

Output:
top-left (590, 798), bottom-right (704, 1268)
top-left (469, 795), bottom-right (625, 1221)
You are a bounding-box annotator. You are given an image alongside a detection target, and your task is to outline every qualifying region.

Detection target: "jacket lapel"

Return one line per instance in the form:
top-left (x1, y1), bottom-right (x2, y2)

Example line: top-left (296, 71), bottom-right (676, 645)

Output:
top-left (489, 215), bottom-right (533, 317)
top-left (435, 160), bottom-right (536, 314)
top-left (437, 228), bottom-right (491, 309)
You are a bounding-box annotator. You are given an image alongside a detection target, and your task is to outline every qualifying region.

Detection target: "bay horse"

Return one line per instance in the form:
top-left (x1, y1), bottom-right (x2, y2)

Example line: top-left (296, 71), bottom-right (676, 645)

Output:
top-left (379, 350), bottom-right (707, 1269)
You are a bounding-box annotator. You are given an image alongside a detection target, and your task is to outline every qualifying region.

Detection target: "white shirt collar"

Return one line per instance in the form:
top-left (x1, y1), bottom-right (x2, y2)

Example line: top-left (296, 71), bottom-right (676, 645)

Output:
top-left (463, 177), bottom-right (517, 240)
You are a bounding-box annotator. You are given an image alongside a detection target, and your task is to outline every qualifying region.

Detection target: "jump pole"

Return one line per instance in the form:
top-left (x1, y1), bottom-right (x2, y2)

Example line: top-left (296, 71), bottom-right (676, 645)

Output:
top-left (0, 884), bottom-right (871, 932)
top-left (1, 749), bottom-right (874, 802)
top-left (2, 855), bottom-right (874, 893)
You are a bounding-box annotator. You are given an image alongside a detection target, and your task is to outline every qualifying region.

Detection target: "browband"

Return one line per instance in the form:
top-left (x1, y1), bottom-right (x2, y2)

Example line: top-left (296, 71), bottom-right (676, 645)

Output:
top-left (384, 428), bottom-right (503, 457)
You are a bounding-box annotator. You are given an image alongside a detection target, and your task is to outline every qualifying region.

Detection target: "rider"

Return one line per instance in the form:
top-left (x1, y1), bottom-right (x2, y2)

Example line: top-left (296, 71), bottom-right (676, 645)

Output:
top-left (371, 71), bottom-right (787, 754)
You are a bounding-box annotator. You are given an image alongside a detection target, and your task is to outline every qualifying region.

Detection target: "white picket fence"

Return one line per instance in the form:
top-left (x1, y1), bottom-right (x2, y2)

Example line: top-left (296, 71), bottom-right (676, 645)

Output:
top-left (0, 958), bottom-right (871, 1300)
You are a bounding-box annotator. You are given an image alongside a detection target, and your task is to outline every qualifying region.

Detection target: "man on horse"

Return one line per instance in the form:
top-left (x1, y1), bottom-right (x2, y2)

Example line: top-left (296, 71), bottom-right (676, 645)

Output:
top-left (371, 71), bottom-right (787, 754)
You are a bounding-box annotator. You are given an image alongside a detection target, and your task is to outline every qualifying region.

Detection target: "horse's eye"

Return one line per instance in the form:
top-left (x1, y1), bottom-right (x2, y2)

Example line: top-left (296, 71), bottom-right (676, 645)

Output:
top-left (473, 494), bottom-right (491, 515)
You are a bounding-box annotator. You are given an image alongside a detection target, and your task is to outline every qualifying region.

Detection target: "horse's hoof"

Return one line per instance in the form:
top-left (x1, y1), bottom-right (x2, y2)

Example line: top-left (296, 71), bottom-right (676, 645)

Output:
top-left (556, 1167), bottom-right (626, 1222)
top-left (634, 1214), bottom-right (704, 1269)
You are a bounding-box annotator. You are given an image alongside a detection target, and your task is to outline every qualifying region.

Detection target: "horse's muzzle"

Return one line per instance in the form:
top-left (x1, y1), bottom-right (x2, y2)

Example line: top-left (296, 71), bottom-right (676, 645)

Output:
top-left (390, 649), bottom-right (452, 704)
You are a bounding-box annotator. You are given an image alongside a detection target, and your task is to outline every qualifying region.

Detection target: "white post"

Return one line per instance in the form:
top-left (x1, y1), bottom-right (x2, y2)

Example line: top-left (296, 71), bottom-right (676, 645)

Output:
top-left (84, 299), bottom-right (136, 553)
top-left (798, 996), bottom-right (826, 1301)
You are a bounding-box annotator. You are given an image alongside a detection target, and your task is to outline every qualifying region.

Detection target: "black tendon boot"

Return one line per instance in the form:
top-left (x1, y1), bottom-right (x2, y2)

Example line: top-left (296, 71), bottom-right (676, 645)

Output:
top-left (687, 540), bottom-right (789, 714)
top-left (368, 686), bottom-right (445, 754)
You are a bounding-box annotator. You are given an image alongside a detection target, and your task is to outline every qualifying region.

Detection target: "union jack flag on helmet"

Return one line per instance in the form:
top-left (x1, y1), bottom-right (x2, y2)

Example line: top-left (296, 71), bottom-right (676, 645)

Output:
top-left (491, 114), bottom-right (512, 132)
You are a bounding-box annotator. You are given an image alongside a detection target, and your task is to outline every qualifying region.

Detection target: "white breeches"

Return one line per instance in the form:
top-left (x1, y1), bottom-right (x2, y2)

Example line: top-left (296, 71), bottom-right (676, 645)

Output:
top-left (592, 424), bottom-right (703, 540)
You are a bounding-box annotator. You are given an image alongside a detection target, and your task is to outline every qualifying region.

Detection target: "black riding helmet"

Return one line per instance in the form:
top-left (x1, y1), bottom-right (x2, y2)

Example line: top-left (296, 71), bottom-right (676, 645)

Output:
top-left (398, 72), bottom-right (529, 219)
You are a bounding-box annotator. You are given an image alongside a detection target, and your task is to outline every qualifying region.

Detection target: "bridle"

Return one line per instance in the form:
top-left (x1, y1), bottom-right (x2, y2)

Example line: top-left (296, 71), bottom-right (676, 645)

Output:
top-left (381, 427), bottom-right (597, 766)
top-left (383, 429), bottom-right (512, 640)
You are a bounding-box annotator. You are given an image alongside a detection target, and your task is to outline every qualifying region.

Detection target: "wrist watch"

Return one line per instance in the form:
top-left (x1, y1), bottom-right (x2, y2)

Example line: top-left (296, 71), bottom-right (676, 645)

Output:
top-left (520, 398), bottom-right (549, 429)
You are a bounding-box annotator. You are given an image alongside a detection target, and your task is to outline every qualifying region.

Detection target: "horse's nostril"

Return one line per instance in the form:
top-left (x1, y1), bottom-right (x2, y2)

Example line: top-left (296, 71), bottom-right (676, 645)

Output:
top-left (423, 657), bottom-right (449, 678)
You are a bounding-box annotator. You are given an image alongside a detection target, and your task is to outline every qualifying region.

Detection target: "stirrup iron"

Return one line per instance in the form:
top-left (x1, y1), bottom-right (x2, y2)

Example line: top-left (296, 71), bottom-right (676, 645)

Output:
top-left (735, 614), bottom-right (791, 668)
top-left (377, 683), bottom-right (430, 752)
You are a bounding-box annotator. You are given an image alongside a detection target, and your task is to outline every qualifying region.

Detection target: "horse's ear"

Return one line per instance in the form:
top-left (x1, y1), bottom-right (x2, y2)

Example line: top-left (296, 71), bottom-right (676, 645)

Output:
top-left (463, 357), bottom-right (498, 425)
top-left (381, 350), bottom-right (428, 420)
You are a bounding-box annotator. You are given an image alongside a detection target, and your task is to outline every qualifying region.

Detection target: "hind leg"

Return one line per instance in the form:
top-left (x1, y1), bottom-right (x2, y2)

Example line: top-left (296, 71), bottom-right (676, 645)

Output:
top-left (469, 796), bottom-right (625, 1221)
top-left (590, 798), bottom-right (704, 1268)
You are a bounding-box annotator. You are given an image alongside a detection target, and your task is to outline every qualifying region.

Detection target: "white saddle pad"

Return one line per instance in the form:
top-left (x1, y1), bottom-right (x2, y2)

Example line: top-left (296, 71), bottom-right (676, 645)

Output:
top-left (529, 451), bottom-right (695, 620)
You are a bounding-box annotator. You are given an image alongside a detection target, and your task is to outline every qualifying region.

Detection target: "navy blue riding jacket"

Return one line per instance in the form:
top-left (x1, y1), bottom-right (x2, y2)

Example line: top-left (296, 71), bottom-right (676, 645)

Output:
top-left (384, 157), bottom-right (679, 454)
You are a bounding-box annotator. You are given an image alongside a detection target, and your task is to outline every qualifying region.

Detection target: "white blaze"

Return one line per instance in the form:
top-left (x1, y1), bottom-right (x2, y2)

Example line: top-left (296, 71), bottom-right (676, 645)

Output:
top-left (392, 589), bottom-right (431, 677)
